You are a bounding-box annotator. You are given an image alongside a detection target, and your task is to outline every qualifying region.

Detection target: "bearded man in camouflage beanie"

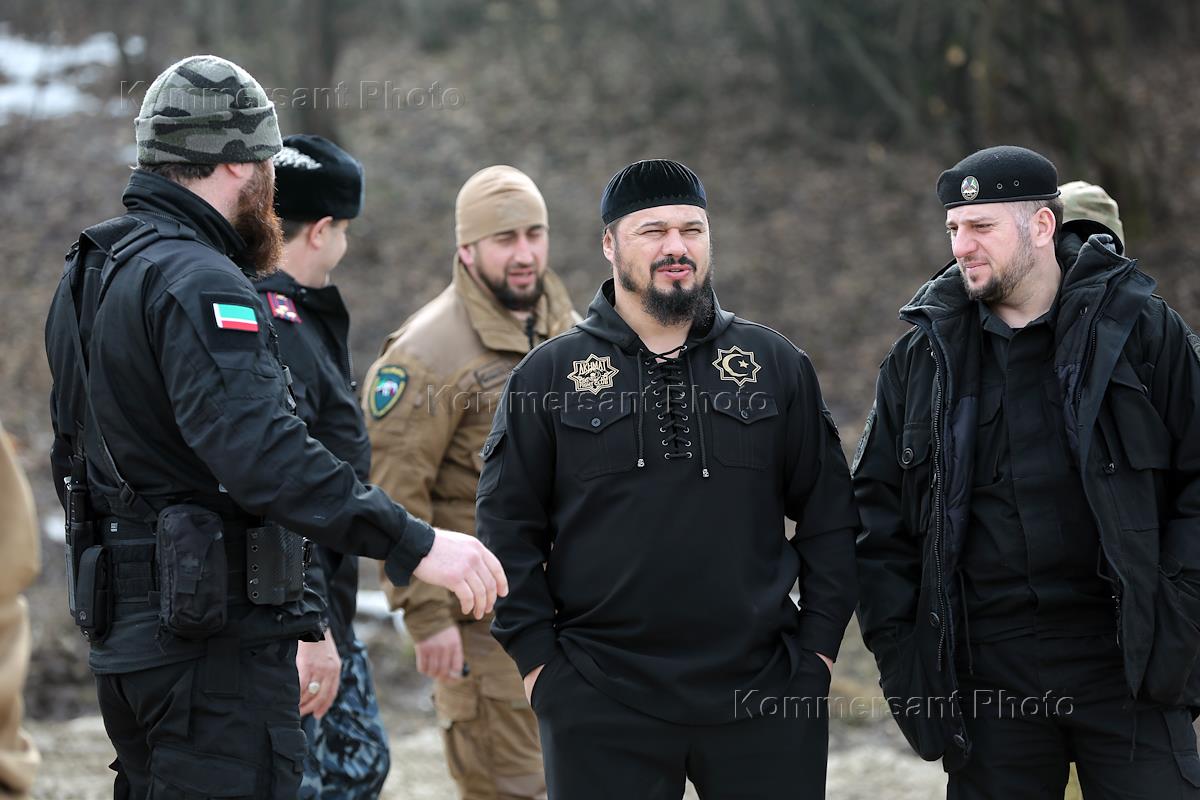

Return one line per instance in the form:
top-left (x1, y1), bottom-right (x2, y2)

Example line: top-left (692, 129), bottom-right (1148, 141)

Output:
top-left (44, 54), bottom-right (508, 799)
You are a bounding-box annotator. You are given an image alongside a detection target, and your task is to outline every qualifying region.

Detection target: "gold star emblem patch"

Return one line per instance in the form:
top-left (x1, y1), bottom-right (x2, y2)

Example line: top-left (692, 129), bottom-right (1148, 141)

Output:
top-left (567, 353), bottom-right (619, 395)
top-left (712, 346), bottom-right (761, 387)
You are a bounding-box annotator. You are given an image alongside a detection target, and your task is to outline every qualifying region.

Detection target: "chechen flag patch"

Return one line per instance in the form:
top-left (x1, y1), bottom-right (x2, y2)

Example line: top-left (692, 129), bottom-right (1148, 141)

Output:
top-left (212, 302), bottom-right (259, 332)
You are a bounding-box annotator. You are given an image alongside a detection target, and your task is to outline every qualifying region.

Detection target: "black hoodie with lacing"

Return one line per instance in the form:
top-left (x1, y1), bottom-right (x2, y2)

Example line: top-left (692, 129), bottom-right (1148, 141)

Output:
top-left (476, 279), bottom-right (859, 724)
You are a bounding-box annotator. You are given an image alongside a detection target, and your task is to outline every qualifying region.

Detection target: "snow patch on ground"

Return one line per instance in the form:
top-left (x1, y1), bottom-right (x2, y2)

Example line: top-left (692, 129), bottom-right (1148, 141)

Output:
top-left (0, 24), bottom-right (140, 122)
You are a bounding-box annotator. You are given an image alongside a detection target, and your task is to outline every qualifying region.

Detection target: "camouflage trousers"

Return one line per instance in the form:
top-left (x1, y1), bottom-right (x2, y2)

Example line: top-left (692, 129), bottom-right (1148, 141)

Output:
top-left (299, 640), bottom-right (390, 799)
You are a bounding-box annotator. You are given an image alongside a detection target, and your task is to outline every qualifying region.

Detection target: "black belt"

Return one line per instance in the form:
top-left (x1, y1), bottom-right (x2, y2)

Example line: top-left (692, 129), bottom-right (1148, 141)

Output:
top-left (99, 516), bottom-right (250, 605)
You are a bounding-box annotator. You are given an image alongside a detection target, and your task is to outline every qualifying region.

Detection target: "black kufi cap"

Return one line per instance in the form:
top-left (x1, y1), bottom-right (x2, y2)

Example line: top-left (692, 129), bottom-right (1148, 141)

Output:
top-left (937, 145), bottom-right (1059, 209)
top-left (273, 134), bottom-right (365, 221)
top-left (601, 159), bottom-right (706, 225)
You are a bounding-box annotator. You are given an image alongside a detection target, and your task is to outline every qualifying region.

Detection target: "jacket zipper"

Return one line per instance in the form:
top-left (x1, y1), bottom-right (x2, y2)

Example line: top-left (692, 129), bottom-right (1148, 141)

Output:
top-left (927, 340), bottom-right (950, 670)
top-left (1075, 320), bottom-right (1099, 406)
top-left (1070, 291), bottom-right (1125, 648)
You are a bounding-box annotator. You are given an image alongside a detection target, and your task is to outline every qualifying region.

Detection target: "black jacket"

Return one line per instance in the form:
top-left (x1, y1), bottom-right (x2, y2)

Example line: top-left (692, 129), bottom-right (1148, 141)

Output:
top-left (477, 280), bottom-right (859, 725)
top-left (256, 271), bottom-right (367, 658)
top-left (854, 229), bottom-right (1200, 770)
top-left (45, 170), bottom-right (434, 672)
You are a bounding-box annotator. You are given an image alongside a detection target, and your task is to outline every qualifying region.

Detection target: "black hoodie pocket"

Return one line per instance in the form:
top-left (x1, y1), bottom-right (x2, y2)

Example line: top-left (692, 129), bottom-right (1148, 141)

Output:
top-left (710, 393), bottom-right (779, 469)
top-left (560, 405), bottom-right (637, 479)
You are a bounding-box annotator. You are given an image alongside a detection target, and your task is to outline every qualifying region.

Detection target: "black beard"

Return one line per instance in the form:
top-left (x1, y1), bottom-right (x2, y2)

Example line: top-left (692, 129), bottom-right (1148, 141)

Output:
top-left (618, 254), bottom-right (714, 327)
top-left (480, 269), bottom-right (546, 312)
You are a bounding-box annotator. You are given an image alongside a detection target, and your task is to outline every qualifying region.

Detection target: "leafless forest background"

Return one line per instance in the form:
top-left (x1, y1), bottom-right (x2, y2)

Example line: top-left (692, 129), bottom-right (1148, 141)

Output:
top-left (1, 1), bottom-right (1198, 794)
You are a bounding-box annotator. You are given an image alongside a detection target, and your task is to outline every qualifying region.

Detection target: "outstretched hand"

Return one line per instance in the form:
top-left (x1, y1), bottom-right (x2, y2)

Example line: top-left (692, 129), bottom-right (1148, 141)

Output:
top-left (413, 529), bottom-right (509, 619)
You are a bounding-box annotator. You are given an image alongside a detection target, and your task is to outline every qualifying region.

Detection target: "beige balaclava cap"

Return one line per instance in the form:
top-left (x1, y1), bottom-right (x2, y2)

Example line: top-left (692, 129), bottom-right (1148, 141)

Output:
top-left (1059, 180), bottom-right (1125, 249)
top-left (455, 165), bottom-right (548, 247)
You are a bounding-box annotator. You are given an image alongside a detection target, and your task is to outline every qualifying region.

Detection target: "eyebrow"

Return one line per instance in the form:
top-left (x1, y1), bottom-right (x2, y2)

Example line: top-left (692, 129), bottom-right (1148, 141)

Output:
top-left (635, 219), bottom-right (707, 230)
top-left (494, 224), bottom-right (546, 236)
top-left (946, 215), bottom-right (999, 228)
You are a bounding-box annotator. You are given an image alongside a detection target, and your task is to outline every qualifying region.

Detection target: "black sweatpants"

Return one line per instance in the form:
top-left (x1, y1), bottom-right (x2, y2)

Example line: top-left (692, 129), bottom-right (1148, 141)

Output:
top-left (950, 634), bottom-right (1200, 800)
top-left (532, 647), bottom-right (831, 800)
top-left (95, 638), bottom-right (307, 799)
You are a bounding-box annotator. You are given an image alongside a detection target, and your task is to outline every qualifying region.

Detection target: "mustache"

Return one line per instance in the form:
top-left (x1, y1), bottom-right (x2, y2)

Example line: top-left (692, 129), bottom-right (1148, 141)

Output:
top-left (651, 256), bottom-right (698, 273)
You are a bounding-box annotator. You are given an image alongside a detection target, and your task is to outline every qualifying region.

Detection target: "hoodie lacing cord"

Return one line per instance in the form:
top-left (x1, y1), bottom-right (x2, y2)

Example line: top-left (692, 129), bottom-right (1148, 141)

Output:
top-left (639, 345), bottom-right (702, 469)
top-left (635, 359), bottom-right (646, 468)
top-left (683, 354), bottom-right (710, 478)
top-left (644, 351), bottom-right (690, 457)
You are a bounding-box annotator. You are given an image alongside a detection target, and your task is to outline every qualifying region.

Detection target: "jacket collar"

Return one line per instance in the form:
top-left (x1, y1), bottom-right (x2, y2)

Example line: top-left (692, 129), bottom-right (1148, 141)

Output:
top-left (122, 170), bottom-right (247, 266)
top-left (900, 233), bottom-right (1139, 331)
top-left (452, 258), bottom-right (575, 354)
top-left (256, 269), bottom-right (349, 319)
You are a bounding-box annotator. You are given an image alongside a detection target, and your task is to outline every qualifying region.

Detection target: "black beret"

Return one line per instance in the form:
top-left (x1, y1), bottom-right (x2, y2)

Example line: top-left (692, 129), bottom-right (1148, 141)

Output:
top-left (273, 134), bottom-right (365, 221)
top-left (936, 145), bottom-right (1060, 209)
top-left (601, 159), bottom-right (706, 225)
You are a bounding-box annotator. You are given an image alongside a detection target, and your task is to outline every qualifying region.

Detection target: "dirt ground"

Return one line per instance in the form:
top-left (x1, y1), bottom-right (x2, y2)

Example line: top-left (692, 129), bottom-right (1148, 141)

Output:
top-left (23, 606), bottom-right (950, 800)
top-left (26, 710), bottom-right (946, 800)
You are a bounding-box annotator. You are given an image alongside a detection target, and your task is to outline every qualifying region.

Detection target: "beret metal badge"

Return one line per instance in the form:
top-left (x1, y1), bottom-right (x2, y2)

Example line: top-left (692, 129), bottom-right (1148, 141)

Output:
top-left (712, 346), bottom-right (761, 387)
top-left (568, 354), bottom-right (619, 395)
top-left (960, 175), bottom-right (980, 201)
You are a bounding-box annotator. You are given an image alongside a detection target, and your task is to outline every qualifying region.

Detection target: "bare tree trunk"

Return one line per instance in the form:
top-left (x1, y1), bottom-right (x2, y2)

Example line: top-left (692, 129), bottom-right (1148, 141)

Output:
top-left (297, 0), bottom-right (340, 140)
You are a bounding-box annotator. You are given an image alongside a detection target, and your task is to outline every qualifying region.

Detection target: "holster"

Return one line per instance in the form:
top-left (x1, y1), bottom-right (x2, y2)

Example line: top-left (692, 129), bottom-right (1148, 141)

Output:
top-left (245, 523), bottom-right (308, 606)
top-left (74, 545), bottom-right (112, 643)
top-left (64, 456), bottom-right (94, 619)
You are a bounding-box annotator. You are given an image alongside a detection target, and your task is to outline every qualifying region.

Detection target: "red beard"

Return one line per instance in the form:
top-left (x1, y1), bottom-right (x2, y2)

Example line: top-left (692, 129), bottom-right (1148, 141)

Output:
top-left (233, 160), bottom-right (284, 278)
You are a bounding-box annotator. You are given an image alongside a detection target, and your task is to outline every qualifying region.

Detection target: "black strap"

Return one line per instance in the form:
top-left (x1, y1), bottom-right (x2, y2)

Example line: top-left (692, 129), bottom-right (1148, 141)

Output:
top-left (63, 215), bottom-right (177, 523)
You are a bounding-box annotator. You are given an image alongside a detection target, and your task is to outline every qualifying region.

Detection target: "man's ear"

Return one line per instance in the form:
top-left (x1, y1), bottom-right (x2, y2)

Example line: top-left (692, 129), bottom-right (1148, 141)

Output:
top-left (457, 243), bottom-right (475, 269)
top-left (601, 225), bottom-right (616, 263)
top-left (1033, 206), bottom-right (1057, 247)
top-left (306, 216), bottom-right (334, 249)
top-left (223, 162), bottom-right (255, 181)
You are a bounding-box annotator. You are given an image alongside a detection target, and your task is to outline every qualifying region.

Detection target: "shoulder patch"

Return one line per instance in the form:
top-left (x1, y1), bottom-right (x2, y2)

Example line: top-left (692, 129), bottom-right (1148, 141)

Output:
top-left (370, 366), bottom-right (409, 419)
top-left (1189, 332), bottom-right (1200, 366)
top-left (199, 291), bottom-right (264, 352)
top-left (266, 291), bottom-right (302, 324)
top-left (212, 300), bottom-right (259, 332)
top-left (851, 405), bottom-right (876, 477)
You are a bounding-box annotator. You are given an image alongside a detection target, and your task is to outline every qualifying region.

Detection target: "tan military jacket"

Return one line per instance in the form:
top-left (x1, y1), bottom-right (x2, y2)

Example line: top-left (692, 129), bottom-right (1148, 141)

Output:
top-left (0, 422), bottom-right (40, 798)
top-left (363, 259), bottom-right (578, 642)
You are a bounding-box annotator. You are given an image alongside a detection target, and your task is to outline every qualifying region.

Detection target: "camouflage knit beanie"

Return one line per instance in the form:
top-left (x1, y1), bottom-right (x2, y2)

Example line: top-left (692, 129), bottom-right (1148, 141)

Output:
top-left (135, 55), bottom-right (282, 165)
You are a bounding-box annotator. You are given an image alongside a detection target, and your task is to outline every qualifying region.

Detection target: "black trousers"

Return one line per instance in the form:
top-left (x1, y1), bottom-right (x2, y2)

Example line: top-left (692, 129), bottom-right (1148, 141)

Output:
top-left (532, 648), bottom-right (831, 800)
top-left (95, 638), bottom-right (307, 799)
top-left (950, 634), bottom-right (1200, 800)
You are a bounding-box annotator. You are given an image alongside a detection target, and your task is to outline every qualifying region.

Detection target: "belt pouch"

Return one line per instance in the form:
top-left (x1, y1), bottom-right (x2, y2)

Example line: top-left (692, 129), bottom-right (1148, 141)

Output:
top-left (156, 504), bottom-right (228, 639)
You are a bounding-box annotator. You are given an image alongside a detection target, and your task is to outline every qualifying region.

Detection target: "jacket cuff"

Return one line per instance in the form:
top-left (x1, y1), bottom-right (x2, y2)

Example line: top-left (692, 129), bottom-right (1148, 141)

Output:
top-left (797, 616), bottom-right (847, 661)
top-left (383, 516), bottom-right (436, 587)
top-left (405, 611), bottom-right (458, 643)
top-left (503, 624), bottom-right (559, 678)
